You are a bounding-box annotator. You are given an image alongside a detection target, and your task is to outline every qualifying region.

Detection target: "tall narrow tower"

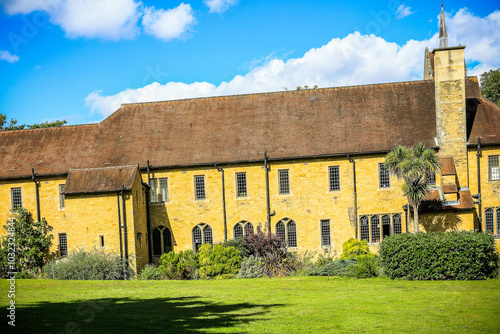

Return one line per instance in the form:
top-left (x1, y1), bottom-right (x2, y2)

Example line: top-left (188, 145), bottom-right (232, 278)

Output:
top-left (433, 3), bottom-right (468, 191)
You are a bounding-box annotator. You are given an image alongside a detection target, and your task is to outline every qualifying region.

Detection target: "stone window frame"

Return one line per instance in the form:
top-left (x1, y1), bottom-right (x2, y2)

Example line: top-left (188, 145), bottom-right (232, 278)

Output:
top-left (378, 163), bottom-right (391, 188)
top-left (59, 184), bottom-right (65, 210)
top-left (192, 223), bottom-right (212, 252)
top-left (235, 172), bottom-right (248, 197)
top-left (11, 187), bottom-right (22, 209)
top-left (488, 155), bottom-right (499, 181)
top-left (276, 218), bottom-right (297, 248)
top-left (194, 175), bottom-right (206, 200)
top-left (233, 221), bottom-right (254, 239)
top-left (329, 166), bottom-right (340, 192)
top-left (320, 219), bottom-right (331, 247)
top-left (359, 213), bottom-right (403, 244)
top-left (278, 169), bottom-right (290, 195)
top-left (484, 207), bottom-right (500, 238)
top-left (59, 233), bottom-right (68, 258)
top-left (152, 225), bottom-right (173, 256)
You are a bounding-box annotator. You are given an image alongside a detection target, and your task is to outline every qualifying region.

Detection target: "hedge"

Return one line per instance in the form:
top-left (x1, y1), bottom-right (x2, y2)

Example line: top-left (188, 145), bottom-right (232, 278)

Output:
top-left (379, 231), bottom-right (499, 280)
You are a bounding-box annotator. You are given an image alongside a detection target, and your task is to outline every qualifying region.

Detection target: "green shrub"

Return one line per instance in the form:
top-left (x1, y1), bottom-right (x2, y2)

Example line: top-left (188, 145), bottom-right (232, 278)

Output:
top-left (159, 250), bottom-right (198, 280)
top-left (138, 264), bottom-right (164, 280)
top-left (237, 255), bottom-right (264, 278)
top-left (293, 250), bottom-right (317, 275)
top-left (43, 248), bottom-right (133, 280)
top-left (350, 255), bottom-right (380, 278)
top-left (379, 231), bottom-right (499, 280)
top-left (309, 258), bottom-right (356, 276)
top-left (218, 238), bottom-right (252, 258)
top-left (340, 238), bottom-right (372, 260)
top-left (198, 244), bottom-right (242, 279)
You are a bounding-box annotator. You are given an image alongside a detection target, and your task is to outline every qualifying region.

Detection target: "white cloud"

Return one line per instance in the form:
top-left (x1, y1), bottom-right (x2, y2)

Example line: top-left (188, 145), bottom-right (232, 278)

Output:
top-left (1, 0), bottom-right (142, 40)
top-left (142, 3), bottom-right (195, 41)
top-left (0, 50), bottom-right (19, 63)
top-left (396, 4), bottom-right (414, 19)
top-left (204, 0), bottom-right (238, 14)
top-left (84, 8), bottom-right (500, 118)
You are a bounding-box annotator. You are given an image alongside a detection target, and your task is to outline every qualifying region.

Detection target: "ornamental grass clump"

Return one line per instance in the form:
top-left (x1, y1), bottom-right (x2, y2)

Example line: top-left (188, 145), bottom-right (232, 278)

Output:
top-left (379, 231), bottom-right (499, 280)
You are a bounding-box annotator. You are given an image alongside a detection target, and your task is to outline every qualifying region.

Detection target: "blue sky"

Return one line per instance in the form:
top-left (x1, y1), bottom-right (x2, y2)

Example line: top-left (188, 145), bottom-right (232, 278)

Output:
top-left (1, 0), bottom-right (499, 126)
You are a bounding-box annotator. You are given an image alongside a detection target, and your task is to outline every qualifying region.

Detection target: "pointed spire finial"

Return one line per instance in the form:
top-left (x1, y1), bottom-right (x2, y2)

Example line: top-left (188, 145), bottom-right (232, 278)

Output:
top-left (439, 2), bottom-right (448, 48)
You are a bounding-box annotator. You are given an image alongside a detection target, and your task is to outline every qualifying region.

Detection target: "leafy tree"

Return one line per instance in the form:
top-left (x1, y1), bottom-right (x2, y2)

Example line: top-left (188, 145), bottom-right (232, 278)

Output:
top-left (385, 143), bottom-right (440, 233)
top-left (0, 208), bottom-right (54, 278)
top-left (480, 68), bottom-right (500, 105)
top-left (0, 112), bottom-right (67, 131)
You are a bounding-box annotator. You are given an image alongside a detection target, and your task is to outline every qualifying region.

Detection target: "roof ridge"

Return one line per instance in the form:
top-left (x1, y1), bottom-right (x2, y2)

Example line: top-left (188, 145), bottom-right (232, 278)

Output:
top-left (68, 164), bottom-right (139, 172)
top-left (0, 123), bottom-right (99, 135)
top-left (118, 79), bottom-right (431, 108)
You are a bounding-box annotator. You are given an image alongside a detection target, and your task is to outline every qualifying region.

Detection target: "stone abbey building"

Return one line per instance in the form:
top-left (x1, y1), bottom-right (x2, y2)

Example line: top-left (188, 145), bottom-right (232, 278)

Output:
top-left (1, 7), bottom-right (500, 272)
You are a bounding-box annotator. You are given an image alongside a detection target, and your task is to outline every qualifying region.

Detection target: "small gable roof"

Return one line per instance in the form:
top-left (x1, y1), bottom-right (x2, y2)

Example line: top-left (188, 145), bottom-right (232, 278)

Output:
top-left (63, 165), bottom-right (139, 195)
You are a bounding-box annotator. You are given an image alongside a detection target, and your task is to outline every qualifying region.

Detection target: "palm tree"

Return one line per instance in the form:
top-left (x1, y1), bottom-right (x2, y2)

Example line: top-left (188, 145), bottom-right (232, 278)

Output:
top-left (385, 143), bottom-right (440, 233)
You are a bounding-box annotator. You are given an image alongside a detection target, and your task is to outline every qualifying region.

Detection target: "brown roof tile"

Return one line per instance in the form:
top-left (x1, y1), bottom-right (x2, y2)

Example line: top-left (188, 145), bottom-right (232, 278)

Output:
top-left (63, 165), bottom-right (139, 195)
top-left (468, 97), bottom-right (500, 145)
top-left (420, 188), bottom-right (475, 212)
top-left (440, 157), bottom-right (456, 175)
top-left (0, 78), bottom-right (498, 180)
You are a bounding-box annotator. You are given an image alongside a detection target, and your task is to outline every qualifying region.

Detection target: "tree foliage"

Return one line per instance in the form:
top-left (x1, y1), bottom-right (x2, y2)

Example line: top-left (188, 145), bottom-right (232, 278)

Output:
top-left (480, 68), bottom-right (500, 105)
top-left (0, 112), bottom-right (67, 131)
top-left (385, 143), bottom-right (440, 232)
top-left (0, 208), bottom-right (54, 278)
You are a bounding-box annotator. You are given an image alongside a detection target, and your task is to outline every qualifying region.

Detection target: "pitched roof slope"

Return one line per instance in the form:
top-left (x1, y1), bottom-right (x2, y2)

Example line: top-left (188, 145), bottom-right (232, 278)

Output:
top-left (0, 78), bottom-right (497, 180)
top-left (63, 165), bottom-right (138, 194)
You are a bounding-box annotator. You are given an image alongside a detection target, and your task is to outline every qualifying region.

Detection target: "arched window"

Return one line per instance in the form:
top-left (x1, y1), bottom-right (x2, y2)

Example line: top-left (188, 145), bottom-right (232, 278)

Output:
top-left (287, 220), bottom-right (297, 247)
top-left (360, 216), bottom-right (369, 242)
top-left (393, 214), bottom-right (402, 234)
top-left (497, 209), bottom-right (500, 235)
top-left (276, 218), bottom-right (297, 247)
top-left (382, 215), bottom-right (391, 240)
top-left (193, 224), bottom-right (213, 251)
top-left (163, 228), bottom-right (172, 250)
top-left (204, 225), bottom-right (213, 246)
top-left (152, 228), bottom-right (162, 256)
top-left (245, 222), bottom-right (254, 236)
top-left (485, 209), bottom-right (494, 233)
top-left (234, 223), bottom-right (243, 238)
top-left (371, 216), bottom-right (380, 243)
top-left (276, 221), bottom-right (286, 243)
top-left (193, 226), bottom-right (202, 252)
top-left (152, 225), bottom-right (172, 256)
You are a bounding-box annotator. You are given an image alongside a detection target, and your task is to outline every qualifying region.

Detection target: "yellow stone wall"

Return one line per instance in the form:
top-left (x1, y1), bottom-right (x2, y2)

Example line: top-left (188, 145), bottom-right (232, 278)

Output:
top-left (146, 155), bottom-right (410, 257)
top-left (467, 146), bottom-right (500, 232)
top-left (0, 172), bottom-right (148, 273)
top-left (434, 47), bottom-right (468, 188)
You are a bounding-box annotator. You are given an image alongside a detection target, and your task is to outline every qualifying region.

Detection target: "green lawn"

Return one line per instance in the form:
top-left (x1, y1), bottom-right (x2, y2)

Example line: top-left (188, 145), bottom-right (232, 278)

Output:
top-left (1, 277), bottom-right (499, 333)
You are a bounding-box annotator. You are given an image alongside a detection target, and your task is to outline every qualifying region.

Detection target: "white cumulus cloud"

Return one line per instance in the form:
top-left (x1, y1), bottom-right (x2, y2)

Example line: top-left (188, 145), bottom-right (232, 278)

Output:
top-left (142, 3), bottom-right (195, 41)
top-left (0, 50), bottom-right (19, 63)
top-left (204, 0), bottom-right (238, 14)
top-left (396, 4), bottom-right (414, 19)
top-left (83, 8), bottom-right (500, 118)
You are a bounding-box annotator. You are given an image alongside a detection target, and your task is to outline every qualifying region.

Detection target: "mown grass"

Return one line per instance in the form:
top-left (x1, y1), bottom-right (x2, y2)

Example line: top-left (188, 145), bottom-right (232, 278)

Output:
top-left (1, 277), bottom-right (499, 333)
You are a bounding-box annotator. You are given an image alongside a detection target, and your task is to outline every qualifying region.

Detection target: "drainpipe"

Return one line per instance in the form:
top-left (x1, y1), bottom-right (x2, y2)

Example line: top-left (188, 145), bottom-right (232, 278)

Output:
top-left (348, 156), bottom-right (358, 239)
top-left (264, 152), bottom-right (275, 235)
top-left (473, 138), bottom-right (482, 230)
top-left (145, 160), bottom-right (153, 263)
top-left (117, 193), bottom-right (123, 259)
top-left (31, 168), bottom-right (41, 222)
top-left (121, 185), bottom-right (129, 280)
top-left (215, 165), bottom-right (228, 241)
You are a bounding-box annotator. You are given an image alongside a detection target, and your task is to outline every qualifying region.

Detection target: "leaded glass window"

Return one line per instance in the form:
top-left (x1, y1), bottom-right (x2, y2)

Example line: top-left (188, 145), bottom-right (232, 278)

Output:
top-left (379, 163), bottom-right (390, 188)
top-left (159, 178), bottom-right (168, 202)
top-left (236, 172), bottom-right (247, 197)
top-left (150, 178), bottom-right (159, 203)
top-left (59, 233), bottom-right (68, 258)
top-left (11, 188), bottom-right (22, 208)
top-left (287, 220), bottom-right (297, 247)
top-left (371, 216), bottom-right (380, 243)
top-left (195, 175), bottom-right (206, 200)
top-left (489, 156), bottom-right (499, 181)
top-left (393, 214), bottom-right (402, 234)
top-left (329, 166), bottom-right (340, 191)
top-left (321, 220), bottom-right (331, 246)
top-left (360, 216), bottom-right (369, 241)
top-left (279, 169), bottom-right (290, 194)
top-left (485, 208), bottom-right (494, 234)
top-left (276, 221), bottom-right (286, 242)
top-left (234, 223), bottom-right (243, 238)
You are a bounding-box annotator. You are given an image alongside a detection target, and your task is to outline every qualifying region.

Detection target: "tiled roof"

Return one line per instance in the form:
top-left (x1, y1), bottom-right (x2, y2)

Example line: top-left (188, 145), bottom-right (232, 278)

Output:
top-left (440, 157), bottom-right (456, 175)
top-left (63, 165), bottom-right (138, 195)
top-left (420, 189), bottom-right (475, 212)
top-left (0, 77), bottom-right (498, 180)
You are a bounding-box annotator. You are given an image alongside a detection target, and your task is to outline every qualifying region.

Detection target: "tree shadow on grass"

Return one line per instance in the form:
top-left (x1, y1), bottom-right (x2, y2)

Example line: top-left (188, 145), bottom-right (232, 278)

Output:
top-left (15, 296), bottom-right (283, 333)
